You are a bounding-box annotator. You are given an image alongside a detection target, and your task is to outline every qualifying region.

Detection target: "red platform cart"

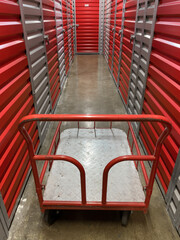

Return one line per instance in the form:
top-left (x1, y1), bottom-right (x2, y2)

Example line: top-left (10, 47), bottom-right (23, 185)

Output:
top-left (19, 114), bottom-right (171, 226)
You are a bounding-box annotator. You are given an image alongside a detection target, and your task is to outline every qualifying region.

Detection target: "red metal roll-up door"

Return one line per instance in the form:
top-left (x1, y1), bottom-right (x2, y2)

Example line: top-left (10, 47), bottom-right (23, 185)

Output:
top-left (76, 0), bottom-right (99, 53)
top-left (140, 0), bottom-right (180, 194)
top-left (0, 0), bottom-right (39, 217)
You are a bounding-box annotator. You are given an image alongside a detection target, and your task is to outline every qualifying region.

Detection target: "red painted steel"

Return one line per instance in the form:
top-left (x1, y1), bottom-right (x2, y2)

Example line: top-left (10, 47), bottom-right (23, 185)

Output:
top-left (140, 0), bottom-right (180, 193)
top-left (118, 0), bottom-right (137, 104)
top-left (76, 0), bottom-right (99, 53)
top-left (42, 0), bottom-right (61, 109)
top-left (0, 0), bottom-right (39, 217)
top-left (19, 114), bottom-right (171, 213)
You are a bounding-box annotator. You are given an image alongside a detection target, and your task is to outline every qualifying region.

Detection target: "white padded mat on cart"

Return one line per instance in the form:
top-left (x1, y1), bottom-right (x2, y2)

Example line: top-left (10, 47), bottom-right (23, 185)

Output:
top-left (44, 128), bottom-right (145, 202)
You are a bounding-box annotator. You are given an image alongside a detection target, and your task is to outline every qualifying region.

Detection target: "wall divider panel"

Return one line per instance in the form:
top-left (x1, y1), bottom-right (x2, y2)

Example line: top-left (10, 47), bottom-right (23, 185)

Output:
top-left (62, 0), bottom-right (69, 73)
top-left (127, 0), bottom-right (159, 133)
top-left (19, 0), bottom-right (53, 143)
top-left (66, 0), bottom-right (73, 66)
top-left (69, 0), bottom-right (75, 60)
top-left (54, 0), bottom-right (67, 89)
top-left (118, 0), bottom-right (137, 104)
top-left (0, 0), bottom-right (39, 221)
top-left (103, 0), bottom-right (111, 62)
top-left (42, 0), bottom-right (61, 111)
top-left (108, 0), bottom-right (116, 70)
top-left (139, 0), bottom-right (180, 195)
top-left (112, 0), bottom-right (123, 84)
top-left (166, 150), bottom-right (180, 235)
top-left (99, 0), bottom-right (104, 54)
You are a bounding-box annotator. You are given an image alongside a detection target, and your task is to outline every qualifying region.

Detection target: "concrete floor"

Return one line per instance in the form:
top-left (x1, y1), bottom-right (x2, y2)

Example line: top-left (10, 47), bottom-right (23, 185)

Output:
top-left (8, 55), bottom-right (179, 240)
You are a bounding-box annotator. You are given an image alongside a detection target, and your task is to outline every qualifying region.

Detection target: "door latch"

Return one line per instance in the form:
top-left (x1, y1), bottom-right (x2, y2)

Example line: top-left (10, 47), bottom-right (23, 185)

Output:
top-left (44, 35), bottom-right (49, 45)
top-left (130, 34), bottom-right (135, 43)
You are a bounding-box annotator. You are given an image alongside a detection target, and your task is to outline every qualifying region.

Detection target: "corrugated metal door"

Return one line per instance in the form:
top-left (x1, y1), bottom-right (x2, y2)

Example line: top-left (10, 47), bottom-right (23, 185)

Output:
top-left (0, 0), bottom-right (39, 218)
top-left (54, 0), bottom-right (66, 89)
top-left (139, 0), bottom-right (180, 194)
top-left (42, 0), bottom-right (61, 110)
top-left (76, 0), bottom-right (99, 53)
top-left (118, 0), bottom-right (137, 104)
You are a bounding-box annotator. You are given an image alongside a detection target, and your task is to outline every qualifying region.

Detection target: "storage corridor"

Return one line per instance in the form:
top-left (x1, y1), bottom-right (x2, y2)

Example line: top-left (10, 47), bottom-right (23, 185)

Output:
top-left (8, 55), bottom-right (179, 240)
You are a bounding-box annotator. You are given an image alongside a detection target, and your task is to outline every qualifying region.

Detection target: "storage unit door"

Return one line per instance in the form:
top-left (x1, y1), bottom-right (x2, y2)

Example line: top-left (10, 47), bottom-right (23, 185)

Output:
top-left (139, 0), bottom-right (180, 194)
top-left (76, 0), bottom-right (99, 53)
top-left (0, 0), bottom-right (39, 218)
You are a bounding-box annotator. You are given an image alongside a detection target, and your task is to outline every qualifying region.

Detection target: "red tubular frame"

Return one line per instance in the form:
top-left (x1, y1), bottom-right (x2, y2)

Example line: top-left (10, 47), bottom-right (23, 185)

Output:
top-left (18, 114), bottom-right (171, 213)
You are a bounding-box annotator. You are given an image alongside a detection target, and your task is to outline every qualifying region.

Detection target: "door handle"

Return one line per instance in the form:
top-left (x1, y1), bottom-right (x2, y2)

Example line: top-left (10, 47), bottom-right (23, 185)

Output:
top-left (44, 35), bottom-right (49, 45)
top-left (76, 24), bottom-right (79, 27)
top-left (112, 27), bottom-right (115, 32)
top-left (130, 34), bottom-right (135, 43)
top-left (62, 29), bottom-right (65, 33)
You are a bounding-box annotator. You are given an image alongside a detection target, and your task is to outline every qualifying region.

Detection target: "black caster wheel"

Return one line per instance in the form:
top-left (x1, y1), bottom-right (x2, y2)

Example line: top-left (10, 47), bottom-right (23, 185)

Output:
top-left (121, 210), bottom-right (131, 227)
top-left (44, 210), bottom-right (60, 225)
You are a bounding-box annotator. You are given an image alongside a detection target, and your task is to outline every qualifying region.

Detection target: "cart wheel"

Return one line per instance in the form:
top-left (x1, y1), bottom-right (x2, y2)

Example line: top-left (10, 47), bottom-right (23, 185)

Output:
top-left (121, 211), bottom-right (131, 227)
top-left (44, 210), bottom-right (60, 225)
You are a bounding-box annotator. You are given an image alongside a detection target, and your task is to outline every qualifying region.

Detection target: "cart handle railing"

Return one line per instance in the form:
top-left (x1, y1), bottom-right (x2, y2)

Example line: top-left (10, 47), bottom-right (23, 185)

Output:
top-left (33, 155), bottom-right (86, 204)
top-left (19, 114), bottom-right (172, 208)
top-left (102, 155), bottom-right (156, 205)
top-left (19, 114), bottom-right (172, 159)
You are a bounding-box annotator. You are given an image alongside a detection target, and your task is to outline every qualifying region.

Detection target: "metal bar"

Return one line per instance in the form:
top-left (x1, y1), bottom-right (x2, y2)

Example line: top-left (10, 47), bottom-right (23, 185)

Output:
top-left (102, 155), bottom-right (156, 204)
top-left (42, 201), bottom-right (146, 211)
top-left (34, 155), bottom-right (86, 205)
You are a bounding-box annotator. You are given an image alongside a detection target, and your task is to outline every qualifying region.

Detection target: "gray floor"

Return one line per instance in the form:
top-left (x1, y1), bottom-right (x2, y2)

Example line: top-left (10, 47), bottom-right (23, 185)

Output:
top-left (8, 55), bottom-right (179, 240)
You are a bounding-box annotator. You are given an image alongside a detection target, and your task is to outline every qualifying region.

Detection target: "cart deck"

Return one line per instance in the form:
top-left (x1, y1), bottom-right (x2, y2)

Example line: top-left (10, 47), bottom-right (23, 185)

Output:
top-left (44, 128), bottom-right (145, 202)
top-left (18, 114), bottom-right (171, 225)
